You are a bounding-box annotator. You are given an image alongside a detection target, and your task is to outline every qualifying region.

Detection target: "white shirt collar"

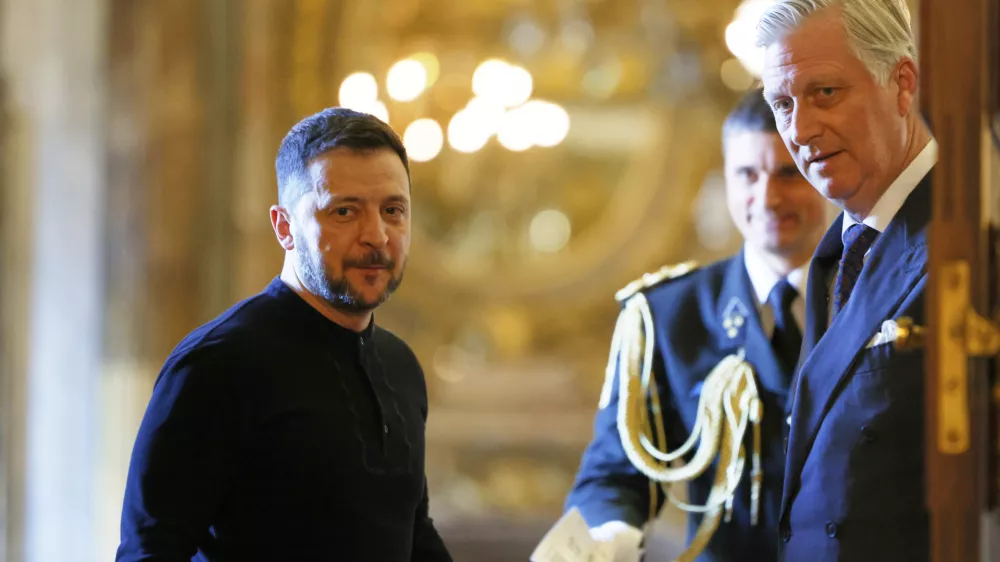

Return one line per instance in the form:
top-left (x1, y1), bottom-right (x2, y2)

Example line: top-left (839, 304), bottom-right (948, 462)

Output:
top-left (842, 138), bottom-right (938, 240)
top-left (743, 242), bottom-right (809, 306)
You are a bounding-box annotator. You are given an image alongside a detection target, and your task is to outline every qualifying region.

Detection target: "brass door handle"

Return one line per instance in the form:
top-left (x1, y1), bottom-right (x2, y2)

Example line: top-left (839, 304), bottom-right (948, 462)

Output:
top-left (895, 311), bottom-right (1000, 355)
top-left (894, 317), bottom-right (926, 351)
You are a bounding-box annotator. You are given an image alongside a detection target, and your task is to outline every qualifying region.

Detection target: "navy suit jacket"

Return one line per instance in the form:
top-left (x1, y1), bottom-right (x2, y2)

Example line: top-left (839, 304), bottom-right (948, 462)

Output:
top-left (566, 252), bottom-right (792, 562)
top-left (779, 175), bottom-right (931, 562)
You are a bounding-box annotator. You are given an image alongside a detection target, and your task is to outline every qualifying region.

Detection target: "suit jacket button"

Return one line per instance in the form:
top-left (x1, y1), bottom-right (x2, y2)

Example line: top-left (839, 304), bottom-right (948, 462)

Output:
top-left (780, 525), bottom-right (791, 542)
top-left (861, 425), bottom-right (876, 443)
top-left (825, 521), bottom-right (838, 538)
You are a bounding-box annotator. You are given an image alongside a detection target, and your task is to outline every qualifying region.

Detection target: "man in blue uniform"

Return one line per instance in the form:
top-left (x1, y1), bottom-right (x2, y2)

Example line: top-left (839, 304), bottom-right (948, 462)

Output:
top-left (757, 1), bottom-right (935, 560)
top-left (564, 88), bottom-right (829, 561)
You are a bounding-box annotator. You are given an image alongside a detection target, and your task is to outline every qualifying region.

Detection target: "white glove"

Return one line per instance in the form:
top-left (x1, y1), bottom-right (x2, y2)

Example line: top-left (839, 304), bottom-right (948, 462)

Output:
top-left (589, 521), bottom-right (643, 562)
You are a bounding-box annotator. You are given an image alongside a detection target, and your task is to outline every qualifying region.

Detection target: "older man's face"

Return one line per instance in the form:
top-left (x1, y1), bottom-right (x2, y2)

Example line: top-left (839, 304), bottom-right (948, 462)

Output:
top-left (761, 8), bottom-right (913, 215)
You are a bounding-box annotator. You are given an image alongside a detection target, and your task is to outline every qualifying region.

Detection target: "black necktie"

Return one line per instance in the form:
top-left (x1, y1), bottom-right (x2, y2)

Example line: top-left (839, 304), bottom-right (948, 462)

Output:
top-left (768, 278), bottom-right (802, 376)
top-left (833, 223), bottom-right (879, 315)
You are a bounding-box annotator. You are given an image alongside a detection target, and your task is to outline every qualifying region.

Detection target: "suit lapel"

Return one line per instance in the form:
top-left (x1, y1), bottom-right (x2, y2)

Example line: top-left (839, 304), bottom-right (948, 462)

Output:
top-left (781, 177), bottom-right (932, 519)
top-left (786, 215), bottom-right (842, 414)
top-left (800, 215), bottom-right (844, 362)
top-left (717, 252), bottom-right (788, 396)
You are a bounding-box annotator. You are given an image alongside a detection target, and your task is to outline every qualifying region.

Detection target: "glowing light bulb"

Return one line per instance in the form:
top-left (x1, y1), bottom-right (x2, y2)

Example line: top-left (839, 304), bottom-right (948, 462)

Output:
top-left (386, 59), bottom-right (428, 102)
top-left (404, 118), bottom-right (444, 162)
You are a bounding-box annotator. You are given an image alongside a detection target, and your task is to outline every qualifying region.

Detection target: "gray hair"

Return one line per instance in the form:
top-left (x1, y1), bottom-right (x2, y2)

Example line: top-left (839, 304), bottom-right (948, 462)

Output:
top-left (756, 0), bottom-right (916, 85)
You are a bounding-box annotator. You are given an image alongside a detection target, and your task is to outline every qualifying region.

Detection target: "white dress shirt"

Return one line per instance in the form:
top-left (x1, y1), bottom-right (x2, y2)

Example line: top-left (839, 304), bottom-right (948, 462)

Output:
top-left (743, 241), bottom-right (808, 337)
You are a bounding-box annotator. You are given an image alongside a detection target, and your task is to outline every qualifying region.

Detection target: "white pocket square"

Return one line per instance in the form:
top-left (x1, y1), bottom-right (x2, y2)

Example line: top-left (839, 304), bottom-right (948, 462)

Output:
top-left (866, 319), bottom-right (900, 349)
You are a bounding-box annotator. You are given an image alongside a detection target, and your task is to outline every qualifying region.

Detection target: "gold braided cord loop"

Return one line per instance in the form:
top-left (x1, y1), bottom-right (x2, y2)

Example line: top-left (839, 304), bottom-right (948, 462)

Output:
top-left (599, 292), bottom-right (764, 562)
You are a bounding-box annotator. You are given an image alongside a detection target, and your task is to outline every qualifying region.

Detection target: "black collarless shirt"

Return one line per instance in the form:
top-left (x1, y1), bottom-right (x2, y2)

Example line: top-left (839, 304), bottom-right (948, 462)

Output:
top-left (117, 278), bottom-right (452, 562)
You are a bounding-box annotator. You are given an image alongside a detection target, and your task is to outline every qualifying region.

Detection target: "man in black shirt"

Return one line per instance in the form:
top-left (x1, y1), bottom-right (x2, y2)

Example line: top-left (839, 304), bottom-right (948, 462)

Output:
top-left (116, 108), bottom-right (453, 562)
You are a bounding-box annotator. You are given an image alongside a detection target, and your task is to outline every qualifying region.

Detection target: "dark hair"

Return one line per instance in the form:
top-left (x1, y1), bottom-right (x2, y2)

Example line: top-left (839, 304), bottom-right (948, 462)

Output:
top-left (722, 87), bottom-right (778, 146)
top-left (275, 108), bottom-right (409, 206)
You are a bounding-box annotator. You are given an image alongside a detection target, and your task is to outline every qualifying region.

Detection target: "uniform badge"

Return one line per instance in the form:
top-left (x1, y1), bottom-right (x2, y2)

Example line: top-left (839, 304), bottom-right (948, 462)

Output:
top-left (722, 297), bottom-right (749, 340)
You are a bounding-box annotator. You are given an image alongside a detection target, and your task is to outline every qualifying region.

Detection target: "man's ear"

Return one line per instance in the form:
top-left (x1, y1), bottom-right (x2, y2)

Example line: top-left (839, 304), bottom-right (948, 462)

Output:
top-left (893, 57), bottom-right (920, 117)
top-left (270, 205), bottom-right (295, 251)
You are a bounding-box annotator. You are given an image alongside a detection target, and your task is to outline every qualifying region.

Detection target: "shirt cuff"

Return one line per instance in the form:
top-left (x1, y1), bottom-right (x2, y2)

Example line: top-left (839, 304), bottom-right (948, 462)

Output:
top-left (589, 520), bottom-right (643, 544)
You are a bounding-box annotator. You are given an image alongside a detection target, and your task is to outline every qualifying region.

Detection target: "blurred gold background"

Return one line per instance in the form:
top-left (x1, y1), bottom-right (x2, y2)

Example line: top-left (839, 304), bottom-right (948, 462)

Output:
top-left (0, 0), bottom-right (905, 561)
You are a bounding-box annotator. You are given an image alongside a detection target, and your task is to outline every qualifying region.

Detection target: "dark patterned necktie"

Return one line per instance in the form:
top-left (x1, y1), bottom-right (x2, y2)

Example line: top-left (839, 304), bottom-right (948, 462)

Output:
top-left (767, 278), bottom-right (802, 376)
top-left (833, 223), bottom-right (879, 315)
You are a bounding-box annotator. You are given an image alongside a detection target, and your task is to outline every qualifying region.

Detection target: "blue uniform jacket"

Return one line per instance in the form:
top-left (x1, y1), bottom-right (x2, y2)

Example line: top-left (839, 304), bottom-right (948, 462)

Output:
top-left (779, 175), bottom-right (931, 562)
top-left (566, 251), bottom-right (792, 562)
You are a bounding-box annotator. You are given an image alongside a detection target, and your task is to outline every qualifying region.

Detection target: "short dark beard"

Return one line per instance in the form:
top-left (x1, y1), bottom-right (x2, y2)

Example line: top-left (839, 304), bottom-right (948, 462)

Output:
top-left (298, 247), bottom-right (403, 314)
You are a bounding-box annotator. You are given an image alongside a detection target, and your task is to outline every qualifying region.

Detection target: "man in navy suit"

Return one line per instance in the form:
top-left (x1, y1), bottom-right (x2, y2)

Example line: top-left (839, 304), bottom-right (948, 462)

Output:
top-left (757, 1), bottom-right (935, 560)
top-left (564, 89), bottom-right (828, 561)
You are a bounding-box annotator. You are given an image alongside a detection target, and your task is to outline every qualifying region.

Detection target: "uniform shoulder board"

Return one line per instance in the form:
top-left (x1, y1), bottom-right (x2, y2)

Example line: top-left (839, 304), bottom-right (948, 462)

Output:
top-left (614, 261), bottom-right (700, 303)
